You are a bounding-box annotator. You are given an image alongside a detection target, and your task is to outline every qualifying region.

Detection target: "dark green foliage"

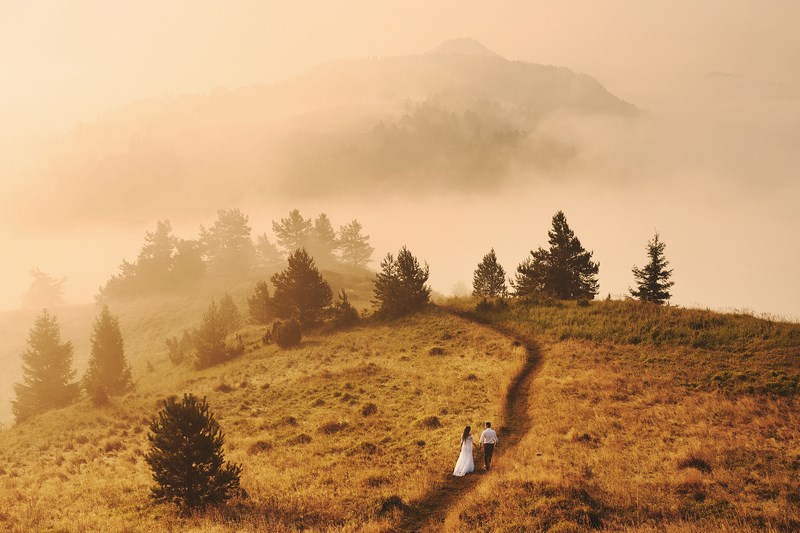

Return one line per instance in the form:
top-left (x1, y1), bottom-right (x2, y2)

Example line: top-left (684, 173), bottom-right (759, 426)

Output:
top-left (331, 290), bottom-right (359, 329)
top-left (83, 305), bottom-right (133, 397)
top-left (195, 300), bottom-right (233, 369)
top-left (630, 232), bottom-right (674, 305)
top-left (337, 219), bottom-right (374, 267)
top-left (309, 213), bottom-right (338, 267)
top-left (199, 209), bottom-right (256, 275)
top-left (272, 318), bottom-right (302, 348)
top-left (218, 293), bottom-right (243, 334)
top-left (12, 310), bottom-right (79, 422)
top-left (145, 394), bottom-right (241, 511)
top-left (270, 249), bottom-right (333, 326)
top-left (272, 209), bottom-right (312, 255)
top-left (21, 268), bottom-right (66, 309)
top-left (513, 211), bottom-right (599, 300)
top-left (247, 281), bottom-right (272, 325)
top-left (372, 246), bottom-right (431, 318)
top-left (472, 248), bottom-right (507, 298)
top-left (255, 233), bottom-right (282, 269)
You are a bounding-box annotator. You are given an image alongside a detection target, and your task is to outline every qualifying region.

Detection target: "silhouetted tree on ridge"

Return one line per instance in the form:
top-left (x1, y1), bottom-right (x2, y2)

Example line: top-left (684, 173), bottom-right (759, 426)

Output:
top-left (630, 232), bottom-right (674, 305)
top-left (199, 209), bottom-right (255, 275)
top-left (247, 281), bottom-right (272, 325)
top-left (21, 269), bottom-right (66, 309)
top-left (513, 211), bottom-right (599, 301)
top-left (373, 246), bottom-right (431, 318)
top-left (473, 248), bottom-right (507, 298)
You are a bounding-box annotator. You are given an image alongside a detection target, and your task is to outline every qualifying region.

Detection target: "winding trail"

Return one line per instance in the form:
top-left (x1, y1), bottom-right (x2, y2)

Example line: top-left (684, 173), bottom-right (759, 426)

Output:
top-left (394, 310), bottom-right (541, 532)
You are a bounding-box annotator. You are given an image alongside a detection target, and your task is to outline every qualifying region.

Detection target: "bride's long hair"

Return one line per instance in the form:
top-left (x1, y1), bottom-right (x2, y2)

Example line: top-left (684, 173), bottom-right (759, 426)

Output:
top-left (461, 425), bottom-right (471, 443)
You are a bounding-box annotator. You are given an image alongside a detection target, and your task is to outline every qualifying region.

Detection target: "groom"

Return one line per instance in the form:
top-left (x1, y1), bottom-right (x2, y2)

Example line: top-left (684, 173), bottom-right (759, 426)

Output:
top-left (478, 421), bottom-right (498, 470)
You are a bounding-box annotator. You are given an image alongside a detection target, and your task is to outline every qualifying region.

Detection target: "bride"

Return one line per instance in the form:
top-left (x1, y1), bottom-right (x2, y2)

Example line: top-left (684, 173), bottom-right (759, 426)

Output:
top-left (452, 425), bottom-right (475, 476)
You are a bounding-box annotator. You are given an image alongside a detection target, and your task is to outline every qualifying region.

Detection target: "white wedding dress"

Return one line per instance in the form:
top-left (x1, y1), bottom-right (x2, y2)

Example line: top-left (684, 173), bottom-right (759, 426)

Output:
top-left (452, 435), bottom-right (475, 476)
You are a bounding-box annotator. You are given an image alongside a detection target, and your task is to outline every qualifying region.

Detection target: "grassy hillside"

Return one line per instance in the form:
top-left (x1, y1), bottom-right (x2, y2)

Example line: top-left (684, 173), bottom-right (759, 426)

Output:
top-left (0, 308), bottom-right (525, 531)
top-left (0, 266), bottom-right (374, 424)
top-left (443, 298), bottom-right (800, 532)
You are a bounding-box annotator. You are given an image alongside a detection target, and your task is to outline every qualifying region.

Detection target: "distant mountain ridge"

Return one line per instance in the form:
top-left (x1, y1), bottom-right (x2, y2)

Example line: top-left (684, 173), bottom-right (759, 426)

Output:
top-left (18, 39), bottom-right (637, 225)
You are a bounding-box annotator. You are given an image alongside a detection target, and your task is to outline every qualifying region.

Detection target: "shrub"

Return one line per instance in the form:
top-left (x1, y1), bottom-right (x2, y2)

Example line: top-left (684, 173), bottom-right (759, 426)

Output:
top-left (331, 289), bottom-right (359, 329)
top-left (247, 440), bottom-right (273, 454)
top-left (145, 394), bottom-right (241, 511)
top-left (418, 416), bottom-right (442, 429)
top-left (361, 403), bottom-right (378, 416)
top-left (319, 421), bottom-right (349, 434)
top-left (272, 319), bottom-right (302, 349)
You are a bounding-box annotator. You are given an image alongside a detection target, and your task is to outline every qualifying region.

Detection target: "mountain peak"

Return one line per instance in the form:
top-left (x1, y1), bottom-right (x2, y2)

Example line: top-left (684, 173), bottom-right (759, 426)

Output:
top-left (428, 38), bottom-right (502, 58)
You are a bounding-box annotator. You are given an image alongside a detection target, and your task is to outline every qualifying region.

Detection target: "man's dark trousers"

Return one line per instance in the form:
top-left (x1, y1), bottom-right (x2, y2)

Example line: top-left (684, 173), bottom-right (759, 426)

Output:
top-left (484, 443), bottom-right (495, 470)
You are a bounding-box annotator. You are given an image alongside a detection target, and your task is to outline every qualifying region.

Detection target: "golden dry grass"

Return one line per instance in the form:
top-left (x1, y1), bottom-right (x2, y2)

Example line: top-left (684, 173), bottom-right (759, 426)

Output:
top-left (443, 299), bottom-right (800, 532)
top-left (0, 308), bottom-right (525, 531)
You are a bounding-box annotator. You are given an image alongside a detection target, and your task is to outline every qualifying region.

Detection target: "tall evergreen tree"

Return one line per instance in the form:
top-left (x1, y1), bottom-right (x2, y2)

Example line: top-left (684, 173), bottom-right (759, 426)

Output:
top-left (630, 232), bottom-right (674, 305)
top-left (247, 281), bottom-right (272, 325)
top-left (337, 219), bottom-right (374, 267)
top-left (195, 300), bottom-right (230, 369)
top-left (83, 305), bottom-right (133, 397)
top-left (309, 213), bottom-right (338, 266)
top-left (272, 209), bottom-right (312, 255)
top-left (136, 220), bottom-right (177, 288)
top-left (199, 208), bottom-right (255, 274)
top-left (271, 249), bottom-right (333, 326)
top-left (255, 233), bottom-right (283, 269)
top-left (12, 310), bottom-right (79, 422)
top-left (472, 248), bottom-right (507, 298)
top-left (514, 211), bottom-right (599, 300)
top-left (145, 394), bottom-right (241, 511)
top-left (172, 239), bottom-right (206, 284)
top-left (218, 293), bottom-right (243, 335)
top-left (373, 246), bottom-right (431, 317)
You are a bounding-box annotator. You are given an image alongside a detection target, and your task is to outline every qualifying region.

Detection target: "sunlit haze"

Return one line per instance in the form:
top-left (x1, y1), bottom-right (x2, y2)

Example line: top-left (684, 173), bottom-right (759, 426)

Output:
top-left (2, 0), bottom-right (799, 318)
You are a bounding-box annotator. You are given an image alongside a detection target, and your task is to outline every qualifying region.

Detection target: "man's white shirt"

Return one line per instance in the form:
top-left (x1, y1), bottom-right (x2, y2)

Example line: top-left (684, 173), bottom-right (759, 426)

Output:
top-left (479, 428), bottom-right (498, 445)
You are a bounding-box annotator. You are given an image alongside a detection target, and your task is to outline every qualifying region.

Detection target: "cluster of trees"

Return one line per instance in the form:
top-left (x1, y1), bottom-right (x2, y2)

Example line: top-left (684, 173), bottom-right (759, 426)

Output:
top-left (98, 209), bottom-right (374, 302)
top-left (471, 211), bottom-right (674, 305)
top-left (12, 306), bottom-right (133, 423)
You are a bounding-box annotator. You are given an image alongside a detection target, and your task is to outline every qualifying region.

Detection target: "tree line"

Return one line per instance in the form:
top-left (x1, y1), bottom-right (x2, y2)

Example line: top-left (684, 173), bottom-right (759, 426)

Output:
top-left (98, 209), bottom-right (375, 301)
top-left (472, 210), bottom-right (674, 305)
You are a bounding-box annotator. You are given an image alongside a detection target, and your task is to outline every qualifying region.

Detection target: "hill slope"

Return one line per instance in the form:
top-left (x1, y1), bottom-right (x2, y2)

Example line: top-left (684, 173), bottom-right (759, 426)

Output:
top-left (16, 40), bottom-right (636, 225)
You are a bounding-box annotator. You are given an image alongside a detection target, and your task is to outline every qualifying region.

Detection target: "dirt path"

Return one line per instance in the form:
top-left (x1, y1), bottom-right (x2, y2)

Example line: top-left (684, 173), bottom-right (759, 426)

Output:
top-left (394, 311), bottom-right (541, 532)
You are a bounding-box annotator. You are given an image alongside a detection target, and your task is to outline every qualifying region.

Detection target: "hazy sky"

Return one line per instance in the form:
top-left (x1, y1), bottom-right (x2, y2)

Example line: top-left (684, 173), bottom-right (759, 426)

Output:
top-left (3, 0), bottom-right (799, 139)
top-left (1, 1), bottom-right (799, 317)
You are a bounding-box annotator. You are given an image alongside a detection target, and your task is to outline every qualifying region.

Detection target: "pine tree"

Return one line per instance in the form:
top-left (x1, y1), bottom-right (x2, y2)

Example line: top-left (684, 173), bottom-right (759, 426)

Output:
top-left (337, 219), bottom-right (374, 267)
top-left (472, 248), bottom-right (507, 298)
top-left (271, 249), bottom-right (333, 326)
top-left (247, 281), bottom-right (272, 325)
top-left (83, 305), bottom-right (133, 398)
top-left (373, 246), bottom-right (431, 318)
top-left (254, 233), bottom-right (282, 269)
top-left (218, 293), bottom-right (243, 335)
top-left (514, 211), bottom-right (599, 300)
top-left (272, 209), bottom-right (312, 255)
top-left (630, 232), bottom-right (674, 305)
top-left (195, 300), bottom-right (230, 369)
top-left (21, 269), bottom-right (66, 309)
top-left (136, 220), bottom-right (177, 288)
top-left (199, 209), bottom-right (256, 274)
top-left (309, 213), bottom-right (338, 266)
top-left (145, 394), bottom-right (241, 511)
top-left (12, 310), bottom-right (79, 422)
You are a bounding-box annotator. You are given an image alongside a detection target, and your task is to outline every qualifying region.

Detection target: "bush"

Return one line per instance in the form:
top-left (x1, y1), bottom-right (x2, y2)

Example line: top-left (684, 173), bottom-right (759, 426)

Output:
top-left (331, 289), bottom-right (359, 329)
top-left (361, 403), bottom-right (378, 416)
top-left (145, 394), bottom-right (241, 511)
top-left (272, 319), bottom-right (302, 348)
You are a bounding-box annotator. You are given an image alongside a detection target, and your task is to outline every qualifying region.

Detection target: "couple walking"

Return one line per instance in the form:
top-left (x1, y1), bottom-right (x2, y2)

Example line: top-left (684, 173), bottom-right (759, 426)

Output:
top-left (452, 421), bottom-right (497, 477)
